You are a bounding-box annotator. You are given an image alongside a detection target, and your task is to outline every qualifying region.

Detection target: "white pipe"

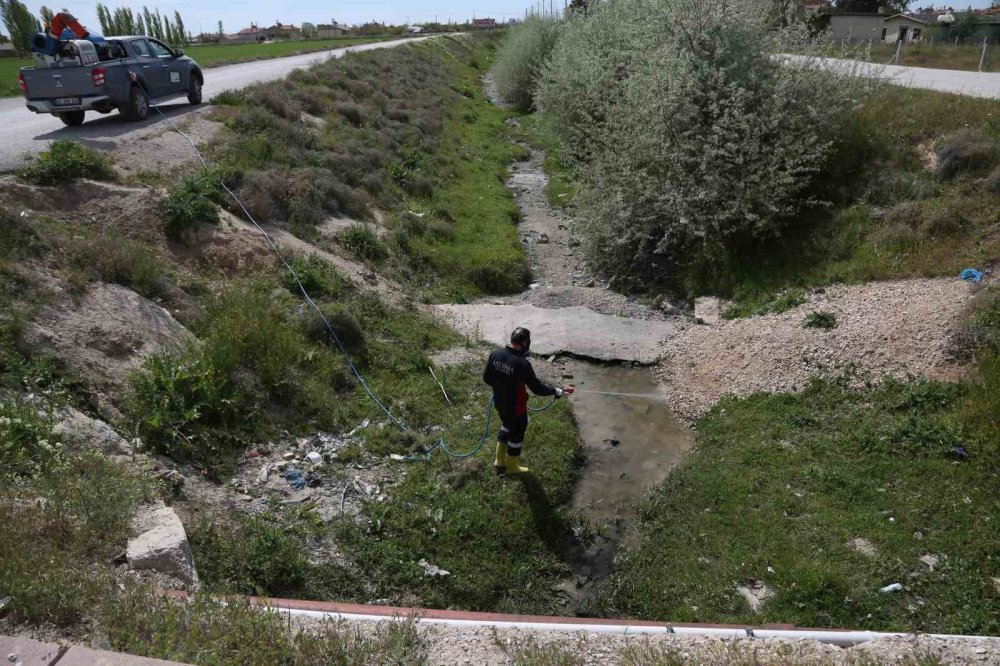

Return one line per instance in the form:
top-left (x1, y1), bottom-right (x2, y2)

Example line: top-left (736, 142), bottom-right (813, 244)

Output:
top-left (276, 607), bottom-right (996, 647)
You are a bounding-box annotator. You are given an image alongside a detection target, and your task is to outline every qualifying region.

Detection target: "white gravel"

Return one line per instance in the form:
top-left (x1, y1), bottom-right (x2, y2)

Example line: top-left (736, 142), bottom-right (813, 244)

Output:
top-left (658, 278), bottom-right (976, 421)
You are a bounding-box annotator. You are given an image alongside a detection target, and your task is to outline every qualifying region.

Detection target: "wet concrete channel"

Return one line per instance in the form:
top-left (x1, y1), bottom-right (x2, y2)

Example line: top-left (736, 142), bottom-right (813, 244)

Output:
top-left (550, 357), bottom-right (693, 612)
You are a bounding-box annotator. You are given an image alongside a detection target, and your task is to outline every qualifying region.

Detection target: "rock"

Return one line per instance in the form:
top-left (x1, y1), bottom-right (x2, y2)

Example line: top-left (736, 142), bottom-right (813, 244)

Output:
top-left (52, 407), bottom-right (133, 456)
top-left (584, 279), bottom-right (595, 288)
top-left (538, 233), bottom-right (550, 244)
top-left (919, 553), bottom-right (940, 570)
top-left (693, 297), bottom-right (726, 325)
top-left (127, 501), bottom-right (198, 585)
top-left (735, 580), bottom-right (773, 613)
top-left (652, 294), bottom-right (666, 309)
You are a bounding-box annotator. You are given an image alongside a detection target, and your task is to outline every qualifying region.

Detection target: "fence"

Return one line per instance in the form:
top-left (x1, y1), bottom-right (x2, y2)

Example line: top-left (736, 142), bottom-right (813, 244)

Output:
top-left (813, 36), bottom-right (997, 73)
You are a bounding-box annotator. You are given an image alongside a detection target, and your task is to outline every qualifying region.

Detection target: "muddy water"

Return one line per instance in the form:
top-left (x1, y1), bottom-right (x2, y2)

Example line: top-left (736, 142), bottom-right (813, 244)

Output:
top-left (563, 359), bottom-right (693, 529)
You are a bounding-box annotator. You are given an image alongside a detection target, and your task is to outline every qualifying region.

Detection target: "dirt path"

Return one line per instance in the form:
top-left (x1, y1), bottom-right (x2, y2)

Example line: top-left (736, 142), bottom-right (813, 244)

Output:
top-left (435, 144), bottom-right (677, 362)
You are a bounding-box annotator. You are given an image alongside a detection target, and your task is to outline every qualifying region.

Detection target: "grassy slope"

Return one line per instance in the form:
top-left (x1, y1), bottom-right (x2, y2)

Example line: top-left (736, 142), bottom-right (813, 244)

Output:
top-left (404, 44), bottom-right (530, 302)
top-left (0, 36), bottom-right (399, 98)
top-left (717, 86), bottom-right (1000, 316)
top-left (610, 359), bottom-right (1000, 633)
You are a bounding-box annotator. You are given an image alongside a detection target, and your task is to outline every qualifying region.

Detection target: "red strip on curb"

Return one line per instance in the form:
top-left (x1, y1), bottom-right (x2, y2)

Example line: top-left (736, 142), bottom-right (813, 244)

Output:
top-left (160, 590), bottom-right (800, 631)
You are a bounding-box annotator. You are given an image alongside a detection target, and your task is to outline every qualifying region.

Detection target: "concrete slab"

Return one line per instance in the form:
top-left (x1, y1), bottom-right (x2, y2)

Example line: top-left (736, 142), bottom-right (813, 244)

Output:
top-left (434, 303), bottom-right (674, 364)
top-left (0, 636), bottom-right (65, 665)
top-left (58, 645), bottom-right (186, 665)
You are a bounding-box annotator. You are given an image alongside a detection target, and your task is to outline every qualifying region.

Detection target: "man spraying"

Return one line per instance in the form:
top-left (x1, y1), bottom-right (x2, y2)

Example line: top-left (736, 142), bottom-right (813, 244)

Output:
top-left (482, 327), bottom-right (574, 475)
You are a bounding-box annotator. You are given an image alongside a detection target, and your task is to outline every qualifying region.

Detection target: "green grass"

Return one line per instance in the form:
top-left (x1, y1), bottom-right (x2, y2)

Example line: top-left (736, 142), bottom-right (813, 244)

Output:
top-left (608, 290), bottom-right (1000, 633)
top-left (183, 36), bottom-right (400, 68)
top-left (0, 36), bottom-right (402, 98)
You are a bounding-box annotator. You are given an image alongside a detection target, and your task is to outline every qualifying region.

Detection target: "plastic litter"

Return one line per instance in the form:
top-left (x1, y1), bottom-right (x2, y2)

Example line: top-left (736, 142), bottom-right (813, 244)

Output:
top-left (417, 558), bottom-right (451, 577)
top-left (305, 451), bottom-right (323, 465)
top-left (879, 583), bottom-right (903, 594)
top-left (283, 468), bottom-right (306, 490)
top-left (960, 268), bottom-right (982, 283)
top-left (347, 419), bottom-right (370, 438)
top-left (951, 445), bottom-right (969, 461)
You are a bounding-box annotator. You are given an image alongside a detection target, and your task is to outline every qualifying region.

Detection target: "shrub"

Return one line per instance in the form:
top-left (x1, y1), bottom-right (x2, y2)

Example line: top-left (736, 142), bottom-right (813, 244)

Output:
top-left (802, 311), bottom-right (837, 330)
top-left (340, 224), bottom-right (388, 262)
top-left (19, 140), bottom-right (116, 185)
top-left (936, 129), bottom-right (999, 180)
top-left (920, 204), bottom-right (963, 238)
top-left (984, 166), bottom-right (1000, 194)
top-left (335, 101), bottom-right (365, 126)
top-left (534, 0), bottom-right (870, 292)
top-left (209, 89), bottom-right (244, 106)
top-left (66, 232), bottom-right (171, 300)
top-left (161, 173), bottom-right (221, 239)
top-left (491, 17), bottom-right (561, 111)
top-left (303, 303), bottom-right (368, 360)
top-left (285, 255), bottom-right (349, 299)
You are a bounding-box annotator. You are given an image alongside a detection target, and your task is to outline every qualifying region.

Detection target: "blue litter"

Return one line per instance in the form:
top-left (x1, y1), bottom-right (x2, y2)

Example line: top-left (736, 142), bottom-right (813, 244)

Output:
top-left (960, 268), bottom-right (982, 283)
top-left (952, 445), bottom-right (970, 461)
top-left (283, 468), bottom-right (306, 490)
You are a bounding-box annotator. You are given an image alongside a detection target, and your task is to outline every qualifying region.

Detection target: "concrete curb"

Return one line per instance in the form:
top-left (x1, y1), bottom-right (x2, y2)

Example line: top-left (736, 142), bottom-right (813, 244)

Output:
top-left (0, 636), bottom-right (187, 666)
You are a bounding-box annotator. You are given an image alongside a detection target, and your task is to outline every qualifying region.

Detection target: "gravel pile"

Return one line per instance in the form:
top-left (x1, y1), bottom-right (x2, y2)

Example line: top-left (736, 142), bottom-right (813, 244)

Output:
top-left (658, 278), bottom-right (977, 421)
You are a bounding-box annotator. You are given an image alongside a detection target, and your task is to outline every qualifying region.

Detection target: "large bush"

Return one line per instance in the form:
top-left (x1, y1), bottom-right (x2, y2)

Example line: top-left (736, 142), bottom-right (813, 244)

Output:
top-left (535, 0), bottom-right (869, 292)
top-left (490, 17), bottom-right (560, 111)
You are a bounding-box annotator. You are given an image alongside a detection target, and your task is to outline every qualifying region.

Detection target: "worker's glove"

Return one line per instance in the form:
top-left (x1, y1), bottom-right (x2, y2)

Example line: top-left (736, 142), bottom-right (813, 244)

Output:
top-left (555, 388), bottom-right (564, 398)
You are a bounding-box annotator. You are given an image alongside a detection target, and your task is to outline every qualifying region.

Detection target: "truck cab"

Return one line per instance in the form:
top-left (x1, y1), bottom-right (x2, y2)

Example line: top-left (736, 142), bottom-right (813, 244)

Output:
top-left (19, 36), bottom-right (203, 126)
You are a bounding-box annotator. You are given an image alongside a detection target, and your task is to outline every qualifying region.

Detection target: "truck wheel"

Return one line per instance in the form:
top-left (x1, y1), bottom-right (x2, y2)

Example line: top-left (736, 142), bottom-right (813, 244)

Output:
top-left (58, 111), bottom-right (85, 127)
top-left (126, 85), bottom-right (150, 122)
top-left (187, 75), bottom-right (203, 105)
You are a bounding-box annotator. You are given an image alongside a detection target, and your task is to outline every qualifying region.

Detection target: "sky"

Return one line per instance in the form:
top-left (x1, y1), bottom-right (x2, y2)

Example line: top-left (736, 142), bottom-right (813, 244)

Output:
top-left (17, 0), bottom-right (998, 37)
top-left (19, 1), bottom-right (564, 35)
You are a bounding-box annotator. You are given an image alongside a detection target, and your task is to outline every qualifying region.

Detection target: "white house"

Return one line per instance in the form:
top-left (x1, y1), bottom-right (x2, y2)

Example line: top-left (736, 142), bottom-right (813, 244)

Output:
top-left (827, 12), bottom-right (930, 43)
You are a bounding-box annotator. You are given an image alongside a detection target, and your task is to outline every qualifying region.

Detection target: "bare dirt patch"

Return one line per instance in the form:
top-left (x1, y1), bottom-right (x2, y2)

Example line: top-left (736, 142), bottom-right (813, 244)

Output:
top-left (17, 282), bottom-right (193, 418)
top-left (658, 278), bottom-right (977, 421)
top-left (107, 108), bottom-right (224, 179)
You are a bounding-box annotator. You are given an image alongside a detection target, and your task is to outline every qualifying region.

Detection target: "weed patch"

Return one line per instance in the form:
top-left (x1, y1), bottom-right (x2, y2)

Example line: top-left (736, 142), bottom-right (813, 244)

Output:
top-left (161, 171), bottom-right (222, 239)
top-left (802, 311), bottom-right (837, 330)
top-left (19, 140), bottom-right (116, 185)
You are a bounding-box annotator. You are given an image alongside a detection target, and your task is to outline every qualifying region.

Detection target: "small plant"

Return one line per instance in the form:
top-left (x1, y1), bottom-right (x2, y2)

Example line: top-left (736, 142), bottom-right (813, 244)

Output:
top-left (66, 232), bottom-right (171, 300)
top-left (209, 89), bottom-right (244, 106)
top-left (803, 311), bottom-right (837, 330)
top-left (285, 255), bottom-right (348, 299)
top-left (936, 128), bottom-right (999, 181)
top-left (18, 140), bottom-right (116, 185)
top-left (161, 172), bottom-right (221, 239)
top-left (340, 224), bottom-right (388, 262)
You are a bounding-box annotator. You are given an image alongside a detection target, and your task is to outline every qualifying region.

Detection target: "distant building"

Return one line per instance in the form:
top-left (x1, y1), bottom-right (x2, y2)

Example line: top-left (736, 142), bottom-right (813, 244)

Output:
top-left (266, 22), bottom-right (301, 40)
top-left (405, 25), bottom-right (424, 34)
top-left (234, 26), bottom-right (265, 42)
top-left (0, 41), bottom-right (16, 56)
top-left (473, 18), bottom-right (497, 30)
top-left (316, 22), bottom-right (348, 38)
top-left (828, 12), bottom-right (928, 42)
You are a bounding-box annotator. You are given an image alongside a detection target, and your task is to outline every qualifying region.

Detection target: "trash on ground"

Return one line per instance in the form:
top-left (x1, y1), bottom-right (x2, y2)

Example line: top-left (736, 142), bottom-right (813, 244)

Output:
top-left (879, 583), bottom-right (903, 593)
top-left (951, 445), bottom-right (969, 461)
top-left (353, 479), bottom-right (380, 497)
top-left (283, 468), bottom-right (306, 490)
top-left (347, 419), bottom-right (371, 437)
top-left (960, 268), bottom-right (982, 283)
top-left (604, 438), bottom-right (621, 447)
top-left (389, 454), bottom-right (405, 461)
top-left (305, 451), bottom-right (323, 465)
top-left (417, 558), bottom-right (451, 577)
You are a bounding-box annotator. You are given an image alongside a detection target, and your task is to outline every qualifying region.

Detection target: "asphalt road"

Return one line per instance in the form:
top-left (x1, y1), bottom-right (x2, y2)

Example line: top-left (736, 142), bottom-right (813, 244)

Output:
top-left (780, 53), bottom-right (1000, 99)
top-left (0, 36), bottom-right (427, 172)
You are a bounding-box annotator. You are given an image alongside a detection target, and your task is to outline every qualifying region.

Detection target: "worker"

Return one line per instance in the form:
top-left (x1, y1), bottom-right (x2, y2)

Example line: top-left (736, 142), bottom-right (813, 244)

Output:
top-left (482, 327), bottom-right (574, 475)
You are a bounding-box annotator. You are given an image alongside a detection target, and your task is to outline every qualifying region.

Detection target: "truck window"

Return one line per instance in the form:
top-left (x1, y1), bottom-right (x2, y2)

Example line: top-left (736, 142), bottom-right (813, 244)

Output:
top-left (148, 40), bottom-right (173, 58)
top-left (97, 40), bottom-right (126, 61)
top-left (130, 39), bottom-right (153, 57)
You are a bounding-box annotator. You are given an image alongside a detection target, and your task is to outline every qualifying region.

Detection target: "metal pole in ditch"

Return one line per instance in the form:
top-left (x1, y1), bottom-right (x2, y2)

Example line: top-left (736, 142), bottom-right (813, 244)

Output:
top-left (893, 38), bottom-right (902, 65)
top-left (866, 35), bottom-right (873, 61)
top-left (980, 37), bottom-right (989, 72)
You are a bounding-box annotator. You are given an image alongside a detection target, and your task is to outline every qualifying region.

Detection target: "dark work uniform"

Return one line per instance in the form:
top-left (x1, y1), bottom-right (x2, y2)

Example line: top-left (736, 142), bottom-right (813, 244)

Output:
top-left (482, 346), bottom-right (557, 453)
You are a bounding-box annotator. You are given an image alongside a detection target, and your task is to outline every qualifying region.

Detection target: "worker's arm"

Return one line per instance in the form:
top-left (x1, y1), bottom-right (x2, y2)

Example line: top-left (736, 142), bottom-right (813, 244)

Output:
top-left (524, 362), bottom-right (558, 397)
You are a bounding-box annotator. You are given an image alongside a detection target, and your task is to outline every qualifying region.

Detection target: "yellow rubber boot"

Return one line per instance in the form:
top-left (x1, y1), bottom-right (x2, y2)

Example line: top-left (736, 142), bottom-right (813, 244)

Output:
top-left (494, 442), bottom-right (507, 475)
top-left (504, 452), bottom-right (530, 475)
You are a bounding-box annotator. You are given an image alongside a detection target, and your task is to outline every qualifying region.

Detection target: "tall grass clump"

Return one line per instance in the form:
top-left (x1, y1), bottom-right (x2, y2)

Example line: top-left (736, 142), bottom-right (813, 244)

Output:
top-left (490, 17), bottom-right (561, 111)
top-left (534, 0), bottom-right (871, 294)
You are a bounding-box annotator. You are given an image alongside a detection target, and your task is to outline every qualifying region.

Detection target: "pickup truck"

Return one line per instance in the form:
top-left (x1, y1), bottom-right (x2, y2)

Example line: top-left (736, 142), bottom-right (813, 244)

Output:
top-left (19, 35), bottom-right (203, 127)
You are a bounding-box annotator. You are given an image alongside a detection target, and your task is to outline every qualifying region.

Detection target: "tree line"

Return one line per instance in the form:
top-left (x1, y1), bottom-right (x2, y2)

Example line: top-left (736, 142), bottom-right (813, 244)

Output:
top-left (1, 0), bottom-right (189, 56)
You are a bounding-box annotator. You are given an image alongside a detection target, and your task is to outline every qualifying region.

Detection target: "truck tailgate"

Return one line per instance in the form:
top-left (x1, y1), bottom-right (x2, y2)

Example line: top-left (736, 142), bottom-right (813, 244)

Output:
top-left (22, 67), bottom-right (95, 101)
